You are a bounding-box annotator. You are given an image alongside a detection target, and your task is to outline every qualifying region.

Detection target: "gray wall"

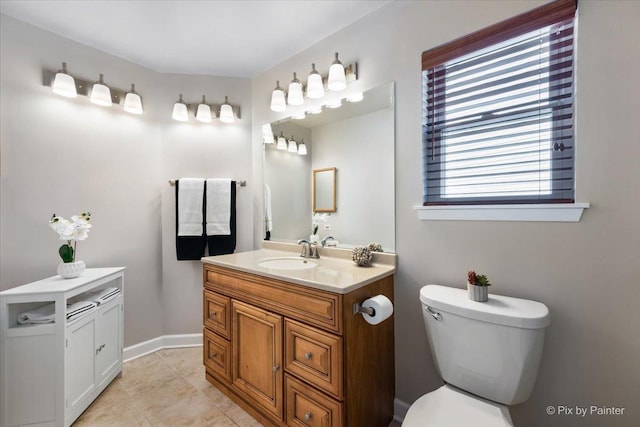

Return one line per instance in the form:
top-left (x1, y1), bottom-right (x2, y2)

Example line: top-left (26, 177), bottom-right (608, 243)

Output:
top-left (0, 14), bottom-right (253, 346)
top-left (251, 1), bottom-right (640, 426)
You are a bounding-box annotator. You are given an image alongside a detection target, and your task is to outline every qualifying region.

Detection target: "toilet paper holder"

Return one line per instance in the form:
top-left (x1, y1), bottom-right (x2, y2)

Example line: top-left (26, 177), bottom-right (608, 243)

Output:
top-left (353, 302), bottom-right (375, 316)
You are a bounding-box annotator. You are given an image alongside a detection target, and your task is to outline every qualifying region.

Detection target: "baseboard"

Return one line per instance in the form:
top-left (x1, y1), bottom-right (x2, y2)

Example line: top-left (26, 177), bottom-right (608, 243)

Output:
top-left (123, 333), bottom-right (203, 362)
top-left (394, 397), bottom-right (410, 423)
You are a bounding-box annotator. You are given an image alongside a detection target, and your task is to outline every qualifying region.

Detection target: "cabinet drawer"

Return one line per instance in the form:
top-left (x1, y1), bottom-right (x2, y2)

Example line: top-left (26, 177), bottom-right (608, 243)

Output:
top-left (204, 329), bottom-right (231, 383)
top-left (205, 265), bottom-right (341, 333)
top-left (286, 374), bottom-right (343, 427)
top-left (285, 319), bottom-right (343, 398)
top-left (203, 290), bottom-right (231, 339)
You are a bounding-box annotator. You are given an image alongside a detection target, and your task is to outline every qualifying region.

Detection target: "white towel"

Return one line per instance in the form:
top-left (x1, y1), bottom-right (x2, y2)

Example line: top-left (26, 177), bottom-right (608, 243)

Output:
top-left (17, 303), bottom-right (55, 324)
top-left (178, 178), bottom-right (205, 236)
top-left (85, 287), bottom-right (120, 305)
top-left (66, 300), bottom-right (97, 322)
top-left (206, 178), bottom-right (231, 236)
top-left (264, 184), bottom-right (273, 233)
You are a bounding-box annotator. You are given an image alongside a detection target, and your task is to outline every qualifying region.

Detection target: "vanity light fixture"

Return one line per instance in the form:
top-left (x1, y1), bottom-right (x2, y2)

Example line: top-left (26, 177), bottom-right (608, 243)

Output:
top-left (276, 132), bottom-right (287, 150)
top-left (219, 96), bottom-right (235, 123)
top-left (51, 62), bottom-right (77, 98)
top-left (328, 52), bottom-right (347, 91)
top-left (262, 124), bottom-right (275, 144)
top-left (298, 139), bottom-right (307, 155)
top-left (306, 63), bottom-right (325, 99)
top-left (347, 92), bottom-right (364, 103)
top-left (288, 135), bottom-right (298, 153)
top-left (287, 73), bottom-right (304, 106)
top-left (326, 99), bottom-right (342, 109)
top-left (90, 74), bottom-right (112, 107)
top-left (270, 80), bottom-right (287, 112)
top-left (292, 111), bottom-right (306, 120)
top-left (172, 94), bottom-right (189, 122)
top-left (196, 95), bottom-right (212, 123)
top-left (308, 105), bottom-right (322, 115)
top-left (123, 84), bottom-right (143, 114)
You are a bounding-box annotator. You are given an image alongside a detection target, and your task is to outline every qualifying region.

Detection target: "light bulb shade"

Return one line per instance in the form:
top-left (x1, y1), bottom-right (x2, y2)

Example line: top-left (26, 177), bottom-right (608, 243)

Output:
top-left (288, 139), bottom-right (297, 153)
top-left (292, 112), bottom-right (306, 120)
top-left (52, 72), bottom-right (77, 98)
top-left (347, 92), bottom-right (364, 103)
top-left (196, 103), bottom-right (212, 122)
top-left (328, 63), bottom-right (346, 91)
top-left (90, 83), bottom-right (112, 106)
top-left (326, 99), bottom-right (342, 109)
top-left (287, 82), bottom-right (304, 106)
top-left (270, 81), bottom-right (287, 112)
top-left (308, 105), bottom-right (322, 114)
top-left (262, 124), bottom-right (275, 144)
top-left (276, 136), bottom-right (287, 150)
top-left (124, 92), bottom-right (143, 114)
top-left (306, 73), bottom-right (324, 99)
top-left (220, 104), bottom-right (234, 123)
top-left (298, 142), bottom-right (307, 155)
top-left (172, 102), bottom-right (188, 122)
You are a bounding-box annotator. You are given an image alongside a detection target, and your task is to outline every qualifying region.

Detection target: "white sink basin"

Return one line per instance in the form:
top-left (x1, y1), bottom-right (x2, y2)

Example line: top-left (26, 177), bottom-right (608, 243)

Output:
top-left (257, 257), bottom-right (317, 270)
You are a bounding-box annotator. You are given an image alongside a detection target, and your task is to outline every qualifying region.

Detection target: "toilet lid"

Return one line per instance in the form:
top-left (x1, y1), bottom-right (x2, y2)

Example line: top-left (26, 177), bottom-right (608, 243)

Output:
top-left (402, 385), bottom-right (513, 427)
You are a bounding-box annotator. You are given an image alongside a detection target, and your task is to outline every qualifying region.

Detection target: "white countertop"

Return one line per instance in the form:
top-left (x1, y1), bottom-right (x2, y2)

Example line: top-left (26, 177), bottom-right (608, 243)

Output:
top-left (0, 267), bottom-right (126, 296)
top-left (201, 242), bottom-right (396, 294)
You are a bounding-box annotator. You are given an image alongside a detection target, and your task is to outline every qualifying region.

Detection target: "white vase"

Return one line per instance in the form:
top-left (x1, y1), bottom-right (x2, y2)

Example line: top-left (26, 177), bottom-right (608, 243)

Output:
top-left (309, 234), bottom-right (320, 244)
top-left (57, 260), bottom-right (86, 279)
top-left (467, 282), bottom-right (488, 302)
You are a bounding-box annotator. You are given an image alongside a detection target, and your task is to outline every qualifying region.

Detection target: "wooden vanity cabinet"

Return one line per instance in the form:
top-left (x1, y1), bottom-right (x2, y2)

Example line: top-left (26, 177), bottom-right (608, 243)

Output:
top-left (203, 264), bottom-right (394, 427)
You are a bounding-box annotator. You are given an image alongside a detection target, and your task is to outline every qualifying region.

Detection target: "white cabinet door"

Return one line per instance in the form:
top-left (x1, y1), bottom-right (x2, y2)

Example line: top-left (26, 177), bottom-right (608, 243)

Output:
top-left (66, 315), bottom-right (96, 416)
top-left (95, 297), bottom-right (123, 387)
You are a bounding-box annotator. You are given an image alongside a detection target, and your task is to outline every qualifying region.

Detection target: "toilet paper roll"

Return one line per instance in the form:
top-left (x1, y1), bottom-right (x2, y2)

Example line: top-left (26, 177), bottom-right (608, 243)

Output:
top-left (361, 294), bottom-right (394, 325)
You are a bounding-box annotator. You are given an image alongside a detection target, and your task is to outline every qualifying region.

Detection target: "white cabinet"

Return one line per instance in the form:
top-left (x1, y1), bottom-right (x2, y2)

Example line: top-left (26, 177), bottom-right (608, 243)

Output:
top-left (0, 268), bottom-right (125, 427)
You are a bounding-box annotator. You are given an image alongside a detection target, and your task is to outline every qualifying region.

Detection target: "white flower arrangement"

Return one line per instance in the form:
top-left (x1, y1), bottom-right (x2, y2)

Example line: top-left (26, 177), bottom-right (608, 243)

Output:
top-left (312, 212), bottom-right (329, 235)
top-left (49, 212), bottom-right (92, 263)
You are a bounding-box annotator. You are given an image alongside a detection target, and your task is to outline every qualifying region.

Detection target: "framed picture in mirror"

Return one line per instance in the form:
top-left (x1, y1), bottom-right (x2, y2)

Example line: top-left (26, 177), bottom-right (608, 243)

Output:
top-left (313, 167), bottom-right (336, 212)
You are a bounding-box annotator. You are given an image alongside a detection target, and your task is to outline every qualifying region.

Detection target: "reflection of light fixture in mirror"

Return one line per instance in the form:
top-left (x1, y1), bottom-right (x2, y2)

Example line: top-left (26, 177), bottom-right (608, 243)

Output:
top-left (276, 132), bottom-right (287, 150)
top-left (172, 94), bottom-right (189, 122)
top-left (326, 99), bottom-right (342, 109)
top-left (292, 111), bottom-right (306, 120)
top-left (90, 74), bottom-right (112, 107)
top-left (306, 63), bottom-right (325, 99)
top-left (287, 73), bottom-right (304, 106)
top-left (298, 139), bottom-right (307, 155)
top-left (123, 84), bottom-right (143, 114)
top-left (52, 62), bottom-right (77, 98)
top-left (288, 136), bottom-right (298, 153)
top-left (196, 95), bottom-right (212, 122)
top-left (347, 92), bottom-right (364, 103)
top-left (270, 80), bottom-right (287, 112)
top-left (328, 52), bottom-right (346, 91)
top-left (308, 105), bottom-right (322, 114)
top-left (219, 96), bottom-right (235, 123)
top-left (262, 124), bottom-right (275, 144)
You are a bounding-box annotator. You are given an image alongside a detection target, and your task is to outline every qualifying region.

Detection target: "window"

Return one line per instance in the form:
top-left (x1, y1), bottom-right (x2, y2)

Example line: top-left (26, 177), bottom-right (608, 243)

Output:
top-left (422, 0), bottom-right (577, 206)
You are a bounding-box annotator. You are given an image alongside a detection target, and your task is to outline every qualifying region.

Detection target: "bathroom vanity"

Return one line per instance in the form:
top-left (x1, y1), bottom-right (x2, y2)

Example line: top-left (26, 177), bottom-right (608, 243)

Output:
top-left (201, 243), bottom-right (395, 427)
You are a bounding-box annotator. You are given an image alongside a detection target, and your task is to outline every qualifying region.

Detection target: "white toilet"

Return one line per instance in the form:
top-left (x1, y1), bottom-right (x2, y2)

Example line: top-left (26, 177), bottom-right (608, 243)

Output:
top-left (402, 284), bottom-right (550, 426)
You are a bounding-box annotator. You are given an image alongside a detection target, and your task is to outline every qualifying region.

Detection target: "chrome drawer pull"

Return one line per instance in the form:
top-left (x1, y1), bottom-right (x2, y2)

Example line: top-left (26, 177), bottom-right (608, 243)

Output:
top-left (304, 352), bottom-right (313, 360)
top-left (424, 306), bottom-right (442, 321)
top-left (304, 412), bottom-right (312, 421)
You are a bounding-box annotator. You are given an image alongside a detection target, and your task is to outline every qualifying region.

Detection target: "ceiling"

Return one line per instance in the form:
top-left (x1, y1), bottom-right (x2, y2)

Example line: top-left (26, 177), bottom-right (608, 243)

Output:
top-left (0, 0), bottom-right (391, 78)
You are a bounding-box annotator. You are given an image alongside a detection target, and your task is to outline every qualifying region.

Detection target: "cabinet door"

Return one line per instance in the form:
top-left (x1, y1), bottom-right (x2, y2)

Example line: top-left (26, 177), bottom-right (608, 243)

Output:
top-left (66, 315), bottom-right (96, 416)
top-left (232, 300), bottom-right (283, 420)
top-left (95, 297), bottom-right (123, 388)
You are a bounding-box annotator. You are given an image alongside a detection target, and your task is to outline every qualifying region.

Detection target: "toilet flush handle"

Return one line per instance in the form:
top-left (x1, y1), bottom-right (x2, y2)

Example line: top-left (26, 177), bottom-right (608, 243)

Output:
top-left (424, 305), bottom-right (442, 321)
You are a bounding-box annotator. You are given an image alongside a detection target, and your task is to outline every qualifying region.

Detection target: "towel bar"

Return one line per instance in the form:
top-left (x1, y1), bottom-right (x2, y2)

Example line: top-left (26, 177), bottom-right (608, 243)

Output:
top-left (169, 179), bottom-right (246, 187)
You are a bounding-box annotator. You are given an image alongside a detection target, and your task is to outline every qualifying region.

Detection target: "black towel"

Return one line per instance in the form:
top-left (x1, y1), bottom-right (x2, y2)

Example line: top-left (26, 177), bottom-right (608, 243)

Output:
top-left (207, 181), bottom-right (236, 256)
top-left (175, 179), bottom-right (207, 260)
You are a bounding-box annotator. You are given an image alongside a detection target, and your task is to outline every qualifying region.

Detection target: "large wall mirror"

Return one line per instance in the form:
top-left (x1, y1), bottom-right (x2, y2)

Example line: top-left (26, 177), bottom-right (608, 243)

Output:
top-left (264, 82), bottom-right (395, 252)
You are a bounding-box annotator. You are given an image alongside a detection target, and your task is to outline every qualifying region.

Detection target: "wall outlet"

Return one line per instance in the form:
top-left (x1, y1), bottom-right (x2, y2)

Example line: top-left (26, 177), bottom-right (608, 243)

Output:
top-left (323, 224), bottom-right (332, 230)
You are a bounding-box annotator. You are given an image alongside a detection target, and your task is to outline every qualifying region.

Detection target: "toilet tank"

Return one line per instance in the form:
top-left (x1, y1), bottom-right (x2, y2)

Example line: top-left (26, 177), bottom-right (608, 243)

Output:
top-left (420, 285), bottom-right (550, 405)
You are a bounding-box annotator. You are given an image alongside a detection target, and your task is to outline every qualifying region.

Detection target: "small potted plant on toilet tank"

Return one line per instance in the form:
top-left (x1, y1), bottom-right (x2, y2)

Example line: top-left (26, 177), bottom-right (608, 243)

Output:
top-left (467, 270), bottom-right (490, 302)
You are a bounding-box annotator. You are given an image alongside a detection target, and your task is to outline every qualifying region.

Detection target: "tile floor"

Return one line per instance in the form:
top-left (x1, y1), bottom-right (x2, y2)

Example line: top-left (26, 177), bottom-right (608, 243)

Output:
top-left (74, 346), bottom-right (403, 426)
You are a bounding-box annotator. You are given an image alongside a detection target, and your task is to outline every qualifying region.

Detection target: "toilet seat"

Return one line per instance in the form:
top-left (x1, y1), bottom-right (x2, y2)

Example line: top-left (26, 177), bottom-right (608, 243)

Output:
top-left (402, 384), bottom-right (513, 427)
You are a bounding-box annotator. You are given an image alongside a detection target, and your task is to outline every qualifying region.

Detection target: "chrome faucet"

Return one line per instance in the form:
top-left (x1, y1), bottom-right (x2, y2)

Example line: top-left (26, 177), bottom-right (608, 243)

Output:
top-left (297, 239), bottom-right (319, 259)
top-left (321, 236), bottom-right (335, 247)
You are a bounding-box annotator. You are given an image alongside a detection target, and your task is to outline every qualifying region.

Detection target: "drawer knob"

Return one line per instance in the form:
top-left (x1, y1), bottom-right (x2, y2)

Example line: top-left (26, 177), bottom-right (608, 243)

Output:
top-left (304, 352), bottom-right (313, 360)
top-left (273, 364), bottom-right (280, 372)
top-left (210, 311), bottom-right (217, 318)
top-left (211, 352), bottom-right (217, 358)
top-left (304, 412), bottom-right (312, 422)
